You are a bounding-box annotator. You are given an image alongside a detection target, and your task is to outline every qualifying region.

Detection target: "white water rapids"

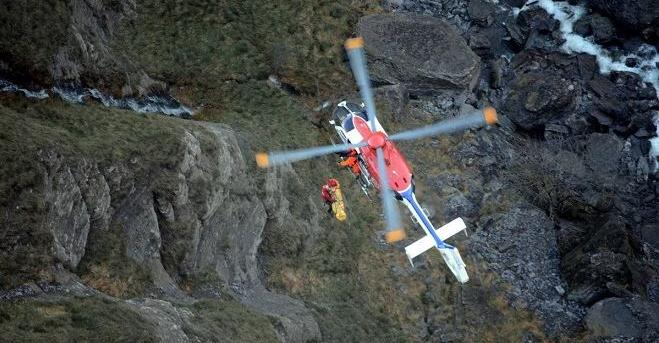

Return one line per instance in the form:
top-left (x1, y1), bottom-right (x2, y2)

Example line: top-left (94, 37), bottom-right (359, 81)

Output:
top-left (1, 79), bottom-right (193, 117)
top-left (516, 0), bottom-right (659, 171)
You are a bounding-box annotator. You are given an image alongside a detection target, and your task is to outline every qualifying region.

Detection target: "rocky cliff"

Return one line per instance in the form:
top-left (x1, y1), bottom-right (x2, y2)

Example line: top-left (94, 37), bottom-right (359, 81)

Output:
top-left (0, 97), bottom-right (320, 342)
top-left (1, 0), bottom-right (658, 342)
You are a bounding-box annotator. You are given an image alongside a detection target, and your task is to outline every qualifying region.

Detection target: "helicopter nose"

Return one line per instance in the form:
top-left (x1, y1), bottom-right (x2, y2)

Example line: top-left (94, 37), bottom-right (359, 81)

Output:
top-left (367, 132), bottom-right (387, 149)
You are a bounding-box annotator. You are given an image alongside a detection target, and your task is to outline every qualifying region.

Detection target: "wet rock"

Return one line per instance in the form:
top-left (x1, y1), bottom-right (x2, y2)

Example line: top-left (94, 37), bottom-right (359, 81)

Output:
top-left (591, 14), bottom-right (616, 44)
top-left (588, 75), bottom-right (626, 118)
top-left (574, 16), bottom-right (593, 37)
top-left (504, 21), bottom-right (528, 52)
top-left (577, 54), bottom-right (598, 81)
top-left (503, 0), bottom-right (527, 7)
top-left (504, 72), bottom-right (577, 130)
top-left (574, 14), bottom-right (616, 44)
top-left (516, 7), bottom-right (559, 34)
top-left (468, 0), bottom-right (495, 27)
top-left (625, 57), bottom-right (640, 68)
top-left (357, 14), bottom-right (481, 94)
top-left (586, 0), bottom-right (659, 34)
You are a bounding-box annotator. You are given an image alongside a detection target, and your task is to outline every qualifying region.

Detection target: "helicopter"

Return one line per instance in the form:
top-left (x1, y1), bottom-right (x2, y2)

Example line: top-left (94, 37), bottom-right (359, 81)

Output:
top-left (256, 37), bottom-right (498, 283)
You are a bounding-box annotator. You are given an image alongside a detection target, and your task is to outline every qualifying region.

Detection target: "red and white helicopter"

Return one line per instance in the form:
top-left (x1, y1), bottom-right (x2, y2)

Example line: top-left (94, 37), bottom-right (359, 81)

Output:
top-left (256, 37), bottom-right (497, 283)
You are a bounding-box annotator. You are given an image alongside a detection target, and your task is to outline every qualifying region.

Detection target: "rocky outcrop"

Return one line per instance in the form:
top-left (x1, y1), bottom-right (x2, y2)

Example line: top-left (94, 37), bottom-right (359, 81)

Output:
top-left (469, 205), bottom-right (584, 336)
top-left (586, 0), bottom-right (659, 38)
top-left (585, 297), bottom-right (659, 341)
top-left (0, 0), bottom-right (162, 95)
top-left (504, 71), bottom-right (577, 130)
top-left (0, 101), bottom-right (319, 342)
top-left (357, 14), bottom-right (480, 94)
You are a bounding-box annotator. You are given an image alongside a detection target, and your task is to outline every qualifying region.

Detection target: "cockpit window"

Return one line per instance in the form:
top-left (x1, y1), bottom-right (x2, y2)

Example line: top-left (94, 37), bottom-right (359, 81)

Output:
top-left (346, 102), bottom-right (362, 113)
top-left (342, 116), bottom-right (354, 131)
top-left (333, 106), bottom-right (350, 121)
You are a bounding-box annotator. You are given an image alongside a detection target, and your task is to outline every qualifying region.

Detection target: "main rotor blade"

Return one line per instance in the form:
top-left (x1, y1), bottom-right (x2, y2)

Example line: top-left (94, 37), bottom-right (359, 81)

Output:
top-left (376, 147), bottom-right (406, 243)
top-left (345, 37), bottom-right (379, 133)
top-left (389, 107), bottom-right (498, 142)
top-left (256, 141), bottom-right (366, 168)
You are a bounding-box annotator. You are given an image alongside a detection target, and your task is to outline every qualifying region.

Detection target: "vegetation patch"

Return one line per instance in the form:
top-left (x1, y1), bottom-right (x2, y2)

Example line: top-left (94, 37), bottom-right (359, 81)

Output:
top-left (116, 0), bottom-right (381, 96)
top-left (76, 224), bottom-right (152, 299)
top-left (0, 0), bottom-right (71, 84)
top-left (0, 296), bottom-right (156, 343)
top-left (182, 299), bottom-right (279, 343)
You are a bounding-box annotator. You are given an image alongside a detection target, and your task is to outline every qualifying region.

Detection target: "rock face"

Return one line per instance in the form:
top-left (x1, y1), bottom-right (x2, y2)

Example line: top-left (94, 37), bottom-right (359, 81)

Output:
top-left (1, 104), bottom-right (319, 342)
top-left (357, 14), bottom-right (480, 94)
top-left (586, 0), bottom-right (659, 35)
top-left (470, 205), bottom-right (584, 335)
top-left (0, 0), bottom-right (162, 95)
top-left (585, 297), bottom-right (659, 341)
top-left (504, 71), bottom-right (577, 130)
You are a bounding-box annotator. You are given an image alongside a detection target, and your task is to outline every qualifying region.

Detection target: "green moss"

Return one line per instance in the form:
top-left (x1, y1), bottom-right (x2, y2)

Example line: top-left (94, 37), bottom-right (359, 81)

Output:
top-left (182, 299), bottom-right (279, 342)
top-left (0, 296), bottom-right (156, 343)
top-left (76, 224), bottom-right (152, 299)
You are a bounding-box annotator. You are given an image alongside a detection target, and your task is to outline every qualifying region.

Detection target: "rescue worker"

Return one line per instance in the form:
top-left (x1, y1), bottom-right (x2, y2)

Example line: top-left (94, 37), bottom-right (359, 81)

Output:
top-left (321, 178), bottom-right (339, 214)
top-left (338, 149), bottom-right (361, 177)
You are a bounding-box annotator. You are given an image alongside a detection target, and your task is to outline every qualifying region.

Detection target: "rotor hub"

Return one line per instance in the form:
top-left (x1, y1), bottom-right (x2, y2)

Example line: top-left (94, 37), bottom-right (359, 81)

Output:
top-left (367, 132), bottom-right (387, 149)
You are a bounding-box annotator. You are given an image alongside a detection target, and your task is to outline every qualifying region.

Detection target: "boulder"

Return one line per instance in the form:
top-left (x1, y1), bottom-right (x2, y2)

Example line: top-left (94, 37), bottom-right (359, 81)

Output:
top-left (591, 14), bottom-right (616, 44)
top-left (586, 0), bottom-right (659, 34)
top-left (504, 72), bottom-right (577, 130)
top-left (585, 298), bottom-right (641, 338)
top-left (357, 14), bottom-right (481, 94)
top-left (585, 297), bottom-right (659, 341)
top-left (574, 14), bottom-right (616, 44)
top-left (516, 7), bottom-right (559, 33)
top-left (374, 83), bottom-right (409, 122)
top-left (468, 0), bottom-right (495, 27)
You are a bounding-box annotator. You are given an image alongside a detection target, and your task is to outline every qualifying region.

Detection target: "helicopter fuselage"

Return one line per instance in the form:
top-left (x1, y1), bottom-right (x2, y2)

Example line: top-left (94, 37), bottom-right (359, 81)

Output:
top-left (332, 103), bottom-right (451, 250)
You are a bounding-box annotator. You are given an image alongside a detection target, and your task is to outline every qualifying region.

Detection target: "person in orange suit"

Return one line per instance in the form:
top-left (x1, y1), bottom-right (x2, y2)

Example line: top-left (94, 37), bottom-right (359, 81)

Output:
top-left (338, 149), bottom-right (361, 176)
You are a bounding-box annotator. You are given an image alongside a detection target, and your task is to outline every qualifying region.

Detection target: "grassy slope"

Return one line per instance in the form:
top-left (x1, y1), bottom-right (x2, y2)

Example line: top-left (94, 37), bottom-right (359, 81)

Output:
top-left (0, 1), bottom-right (71, 83)
top-left (0, 295), bottom-right (279, 343)
top-left (0, 297), bottom-right (156, 343)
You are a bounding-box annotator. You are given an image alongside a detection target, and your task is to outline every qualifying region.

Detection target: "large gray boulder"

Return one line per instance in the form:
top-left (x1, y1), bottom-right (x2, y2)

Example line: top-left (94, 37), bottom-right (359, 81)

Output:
top-left (585, 297), bottom-right (659, 341)
top-left (504, 71), bottom-right (577, 130)
top-left (586, 0), bottom-right (659, 34)
top-left (357, 14), bottom-right (480, 94)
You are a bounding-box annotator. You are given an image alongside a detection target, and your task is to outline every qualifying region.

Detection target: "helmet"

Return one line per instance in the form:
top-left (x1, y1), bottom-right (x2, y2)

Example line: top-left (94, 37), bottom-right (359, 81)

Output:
top-left (327, 179), bottom-right (339, 187)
